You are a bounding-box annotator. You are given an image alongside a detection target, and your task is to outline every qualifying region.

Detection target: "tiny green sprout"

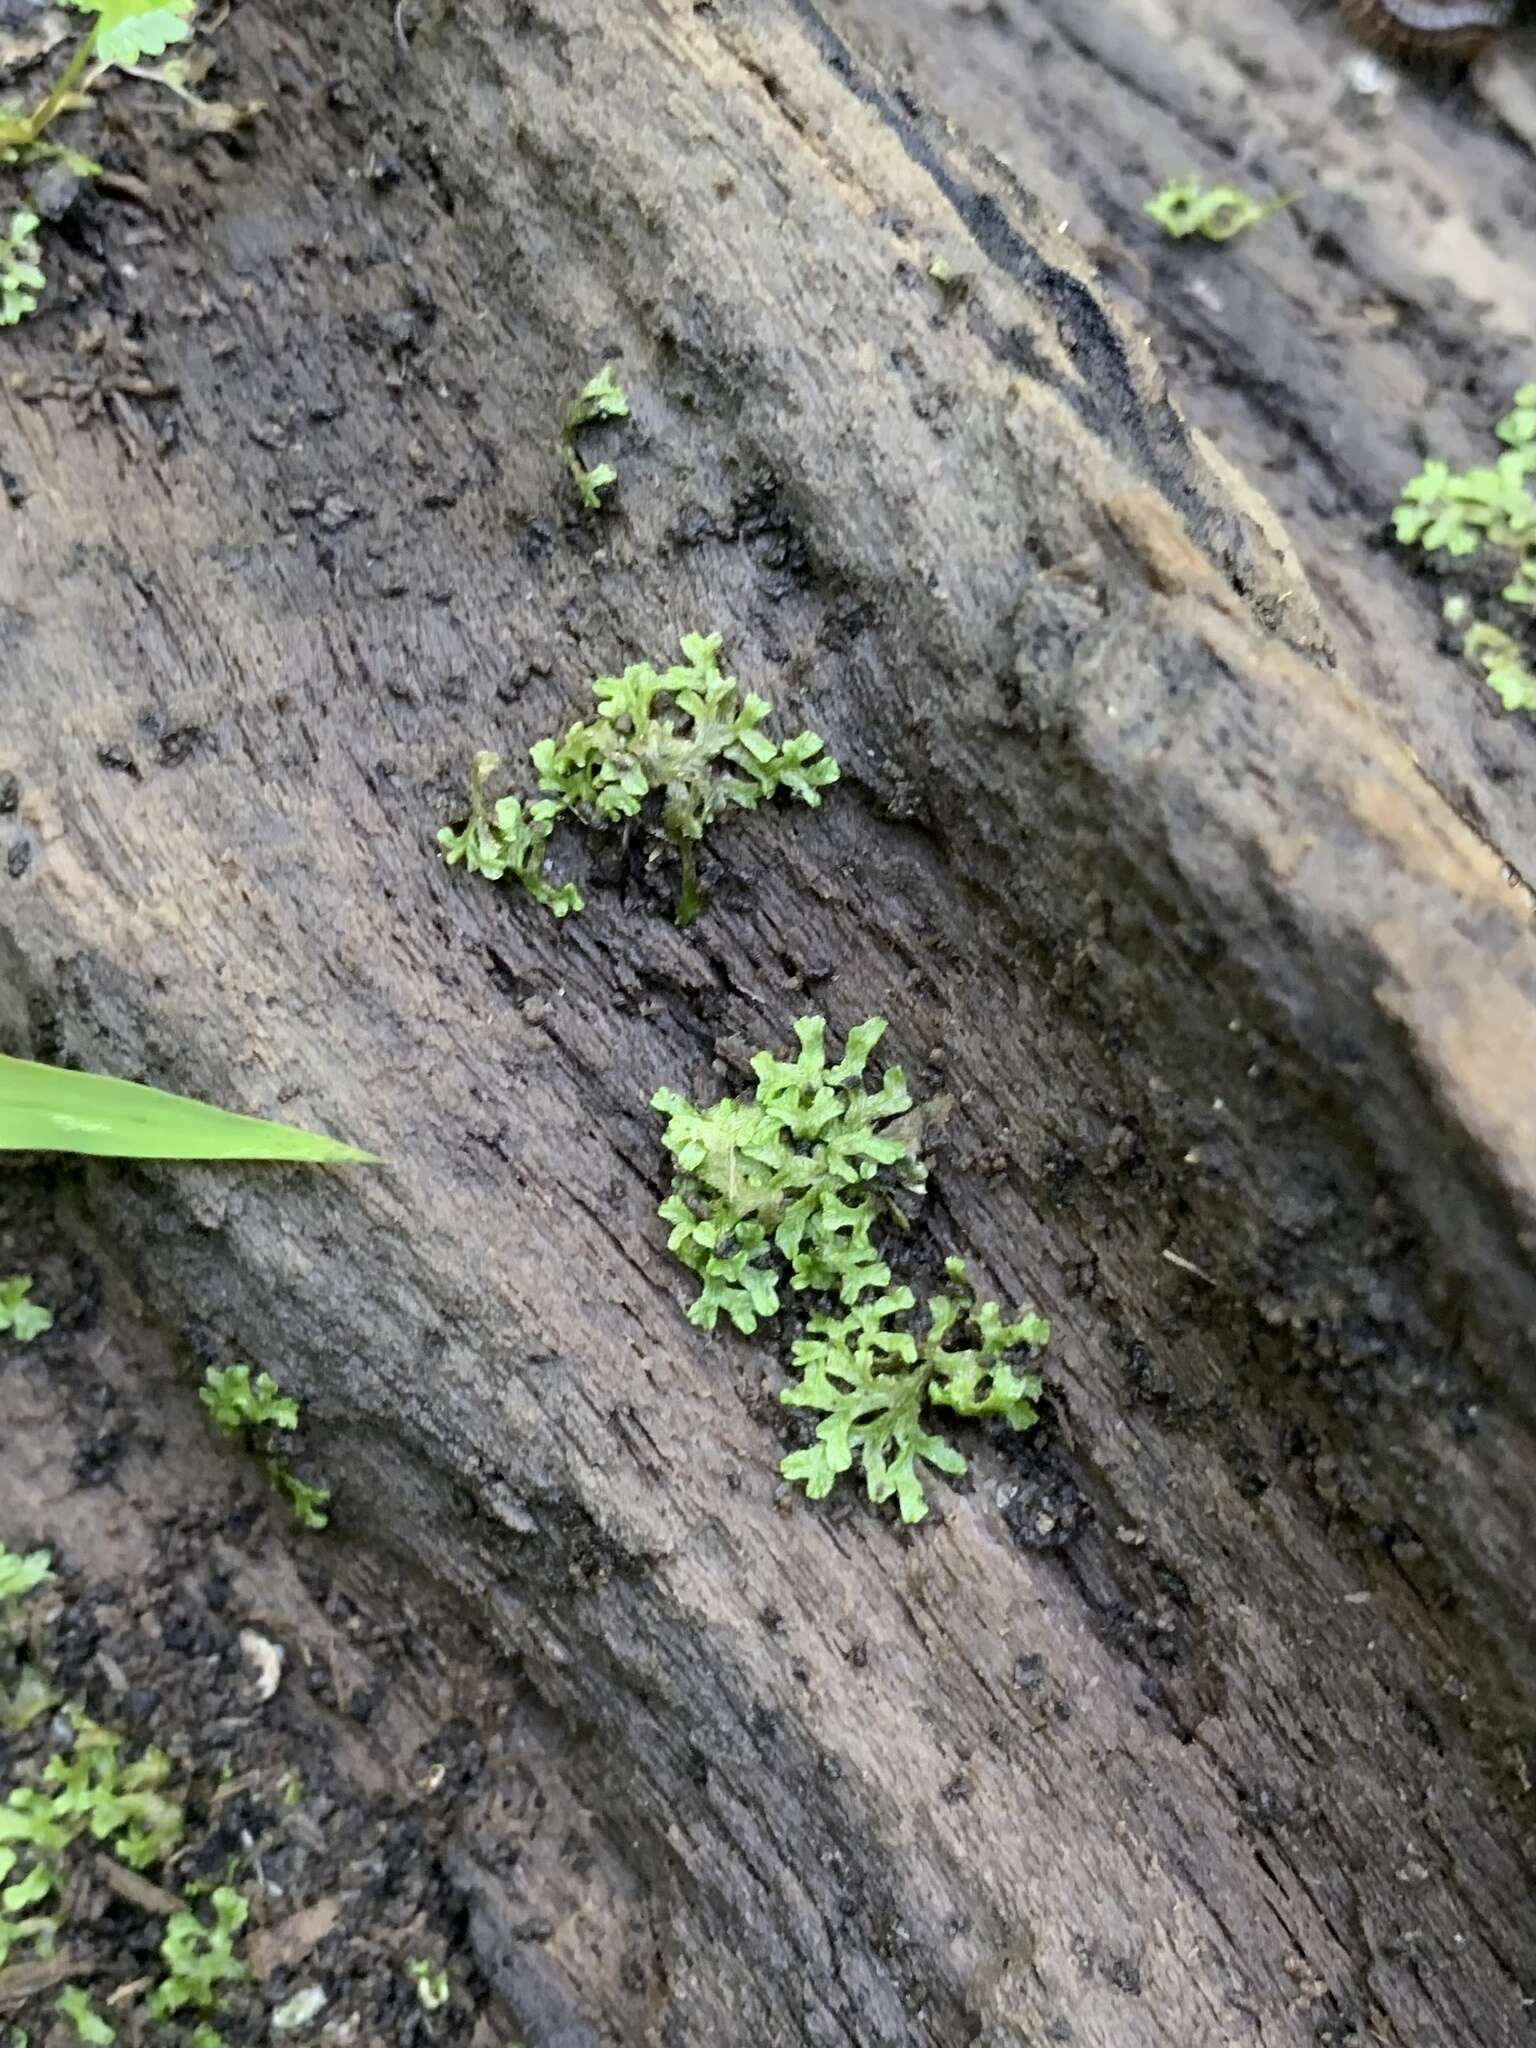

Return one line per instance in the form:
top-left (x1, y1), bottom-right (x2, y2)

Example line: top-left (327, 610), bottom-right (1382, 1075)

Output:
top-left (1496, 383), bottom-right (1536, 451)
top-left (264, 1460), bottom-right (330, 1531)
top-left (1392, 453), bottom-right (1534, 558)
top-left (570, 459), bottom-right (616, 510)
top-left (1398, 387), bottom-right (1536, 715)
top-left (1, 1855), bottom-right (53, 1912)
top-left (42, 1714), bottom-right (183, 1868)
top-left (280, 1773), bottom-right (304, 1807)
top-left (407, 1959), bottom-right (450, 2012)
top-left (653, 1016), bottom-right (922, 1333)
top-left (443, 634), bottom-right (838, 927)
top-left (927, 255), bottom-right (964, 293)
top-left (190, 2027), bottom-right (224, 2048)
top-left (149, 1886), bottom-right (249, 2017)
top-left (2, 1666), bottom-right (57, 1736)
top-left (559, 363), bottom-right (631, 510)
top-left (0, 212), bottom-right (44, 327)
top-left (0, 1828), bottom-right (62, 1941)
top-left (54, 1986), bottom-right (113, 2044)
top-left (1144, 176), bottom-right (1292, 243)
top-left (1395, 398), bottom-right (1536, 562)
top-left (200, 1365), bottom-right (297, 1437)
top-left (0, 1550), bottom-right (53, 1604)
top-left (531, 631), bottom-right (839, 925)
top-left (0, 1712), bottom-right (186, 1969)
top-left (0, 1848), bottom-right (56, 1975)
top-left (200, 1367), bottom-right (329, 1529)
top-left (0, 1276), bottom-right (51, 1343)
top-left (781, 1258), bottom-right (1049, 1523)
top-left (437, 750), bottom-right (583, 916)
top-left (0, 1899), bottom-right (59, 1967)
top-left (1464, 623), bottom-right (1536, 714)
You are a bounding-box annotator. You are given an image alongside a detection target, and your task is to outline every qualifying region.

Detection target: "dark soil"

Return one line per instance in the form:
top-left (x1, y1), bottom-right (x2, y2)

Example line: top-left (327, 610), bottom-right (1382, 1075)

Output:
top-left (0, 1205), bottom-right (530, 2047)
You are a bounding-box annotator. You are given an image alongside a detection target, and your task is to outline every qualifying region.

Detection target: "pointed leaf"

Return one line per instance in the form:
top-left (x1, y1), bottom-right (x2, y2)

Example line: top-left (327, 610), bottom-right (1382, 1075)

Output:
top-left (0, 1055), bottom-right (374, 1161)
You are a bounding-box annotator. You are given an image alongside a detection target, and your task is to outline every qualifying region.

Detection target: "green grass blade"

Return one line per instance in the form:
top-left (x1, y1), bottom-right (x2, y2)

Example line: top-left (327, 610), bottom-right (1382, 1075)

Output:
top-left (0, 1054), bottom-right (376, 1162)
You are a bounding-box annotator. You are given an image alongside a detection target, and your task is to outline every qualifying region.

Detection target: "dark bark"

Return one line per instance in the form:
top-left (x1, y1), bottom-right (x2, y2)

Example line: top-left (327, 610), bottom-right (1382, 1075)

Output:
top-left (2, 2), bottom-right (1533, 2044)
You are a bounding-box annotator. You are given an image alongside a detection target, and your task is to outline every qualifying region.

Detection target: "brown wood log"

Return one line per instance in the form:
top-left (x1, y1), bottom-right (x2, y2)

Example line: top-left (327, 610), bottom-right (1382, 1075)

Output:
top-left (3, 1), bottom-right (1533, 2043)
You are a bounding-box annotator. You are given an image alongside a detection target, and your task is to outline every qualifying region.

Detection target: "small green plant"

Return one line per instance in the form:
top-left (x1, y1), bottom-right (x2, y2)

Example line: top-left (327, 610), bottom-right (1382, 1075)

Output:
top-left (0, 1550), bottom-right (53, 1604)
top-left (407, 1958), bottom-right (450, 2012)
top-left (0, 1277), bottom-right (52, 1342)
top-left (1394, 404), bottom-right (1536, 579)
top-left (652, 1016), bottom-right (921, 1333)
top-left (1144, 176), bottom-right (1291, 242)
top-left (782, 1261), bottom-right (1048, 1524)
top-left (653, 1019), bottom-right (1051, 1522)
top-left (1395, 454), bottom-right (1530, 561)
top-left (148, 1886), bottom-right (249, 2019)
top-left (200, 1367), bottom-right (329, 1531)
top-left (0, 1835), bottom-right (58, 1965)
top-left (1396, 386), bottom-right (1536, 715)
top-left (1464, 620), bottom-right (1536, 713)
top-left (441, 633), bottom-right (839, 926)
top-left (0, 212), bottom-right (43, 327)
top-left (0, 1711), bottom-right (184, 1968)
top-left (199, 1364), bottom-right (297, 1436)
top-left (0, 1665), bottom-right (54, 1736)
top-left (559, 363), bottom-right (630, 509)
top-left (264, 1461), bottom-right (330, 1531)
top-left (0, 1053), bottom-right (373, 1160)
top-left (54, 1986), bottom-right (113, 2044)
top-left (437, 751), bottom-right (582, 915)
top-left (0, 2), bottom-right (193, 156)
top-left (38, 1716), bottom-right (184, 1868)
top-left (0, 3), bottom-right (199, 324)
top-left (0, 1549), bottom-right (55, 1738)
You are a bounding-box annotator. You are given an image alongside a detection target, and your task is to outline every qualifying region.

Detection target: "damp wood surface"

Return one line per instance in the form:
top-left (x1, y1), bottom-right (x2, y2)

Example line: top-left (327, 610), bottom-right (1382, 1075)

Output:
top-left (2, 2), bottom-right (1534, 2044)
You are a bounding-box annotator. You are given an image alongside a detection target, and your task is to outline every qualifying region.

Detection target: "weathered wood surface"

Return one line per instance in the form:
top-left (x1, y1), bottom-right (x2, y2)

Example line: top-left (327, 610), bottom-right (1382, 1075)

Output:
top-left (2, 1), bottom-right (1534, 2043)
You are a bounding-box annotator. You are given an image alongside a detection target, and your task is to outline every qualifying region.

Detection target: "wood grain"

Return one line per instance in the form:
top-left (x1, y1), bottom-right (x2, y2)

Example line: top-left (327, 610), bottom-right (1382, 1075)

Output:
top-left (2, 2), bottom-right (1532, 2042)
